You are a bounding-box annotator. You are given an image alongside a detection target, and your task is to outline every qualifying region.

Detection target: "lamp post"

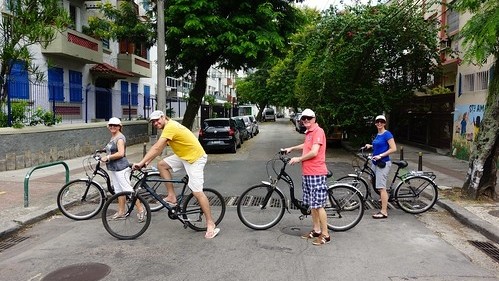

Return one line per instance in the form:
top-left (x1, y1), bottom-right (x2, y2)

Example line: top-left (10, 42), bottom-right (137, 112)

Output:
top-left (156, 0), bottom-right (166, 113)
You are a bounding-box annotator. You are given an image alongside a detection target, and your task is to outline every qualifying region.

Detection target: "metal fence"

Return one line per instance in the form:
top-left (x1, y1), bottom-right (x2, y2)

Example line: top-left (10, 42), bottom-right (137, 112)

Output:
top-left (1, 78), bottom-right (159, 127)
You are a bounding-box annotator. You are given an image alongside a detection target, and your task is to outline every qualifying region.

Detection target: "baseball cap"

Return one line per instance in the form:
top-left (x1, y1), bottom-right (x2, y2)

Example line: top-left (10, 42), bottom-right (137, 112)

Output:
top-left (375, 115), bottom-right (386, 122)
top-left (149, 110), bottom-right (165, 121)
top-left (107, 117), bottom-right (122, 126)
top-left (301, 108), bottom-right (316, 118)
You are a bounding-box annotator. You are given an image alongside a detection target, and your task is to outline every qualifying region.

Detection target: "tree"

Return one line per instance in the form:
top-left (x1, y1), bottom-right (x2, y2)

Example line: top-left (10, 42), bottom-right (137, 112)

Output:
top-left (162, 0), bottom-right (304, 129)
top-left (452, 0), bottom-right (499, 200)
top-left (0, 0), bottom-right (71, 102)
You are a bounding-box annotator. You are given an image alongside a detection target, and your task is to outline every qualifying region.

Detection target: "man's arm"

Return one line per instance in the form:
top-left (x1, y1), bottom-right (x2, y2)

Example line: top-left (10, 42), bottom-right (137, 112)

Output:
top-left (289, 143), bottom-right (320, 165)
top-left (134, 138), bottom-right (168, 168)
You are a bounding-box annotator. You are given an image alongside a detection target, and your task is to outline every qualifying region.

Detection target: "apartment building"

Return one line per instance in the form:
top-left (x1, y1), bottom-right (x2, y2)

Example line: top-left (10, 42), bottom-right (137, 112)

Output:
top-left (3, 0), bottom-right (153, 124)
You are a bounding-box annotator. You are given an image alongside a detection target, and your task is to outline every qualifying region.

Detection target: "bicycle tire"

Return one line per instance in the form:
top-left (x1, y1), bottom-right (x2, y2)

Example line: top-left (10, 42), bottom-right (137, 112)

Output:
top-left (57, 179), bottom-right (105, 220)
top-left (182, 188), bottom-right (226, 231)
top-left (394, 175), bottom-right (438, 214)
top-left (133, 172), bottom-right (165, 212)
top-left (101, 191), bottom-right (151, 240)
top-left (326, 184), bottom-right (365, 231)
top-left (335, 175), bottom-right (369, 201)
top-left (236, 184), bottom-right (286, 230)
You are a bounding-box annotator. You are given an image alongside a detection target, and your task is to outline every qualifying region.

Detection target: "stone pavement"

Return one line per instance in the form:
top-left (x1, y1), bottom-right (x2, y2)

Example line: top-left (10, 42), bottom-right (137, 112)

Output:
top-left (0, 139), bottom-right (498, 245)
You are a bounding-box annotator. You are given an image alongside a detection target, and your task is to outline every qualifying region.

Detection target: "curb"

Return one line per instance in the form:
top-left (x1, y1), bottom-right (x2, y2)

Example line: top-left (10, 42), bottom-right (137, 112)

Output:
top-left (437, 198), bottom-right (499, 244)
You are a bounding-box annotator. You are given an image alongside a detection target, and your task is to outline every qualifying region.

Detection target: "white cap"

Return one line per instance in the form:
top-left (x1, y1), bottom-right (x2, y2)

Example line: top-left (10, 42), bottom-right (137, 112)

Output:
top-left (108, 117), bottom-right (122, 126)
top-left (301, 108), bottom-right (316, 118)
top-left (375, 115), bottom-right (386, 122)
top-left (149, 110), bottom-right (165, 121)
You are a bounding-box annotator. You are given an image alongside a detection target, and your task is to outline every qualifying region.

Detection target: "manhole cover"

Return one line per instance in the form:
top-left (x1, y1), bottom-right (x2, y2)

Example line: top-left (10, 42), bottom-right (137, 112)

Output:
top-left (41, 262), bottom-right (111, 281)
top-left (488, 210), bottom-right (499, 218)
top-left (281, 226), bottom-right (308, 237)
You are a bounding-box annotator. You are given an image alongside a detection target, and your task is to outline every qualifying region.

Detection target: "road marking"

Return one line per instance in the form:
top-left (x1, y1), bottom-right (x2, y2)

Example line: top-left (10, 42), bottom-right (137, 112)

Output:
top-left (0, 191), bottom-right (6, 195)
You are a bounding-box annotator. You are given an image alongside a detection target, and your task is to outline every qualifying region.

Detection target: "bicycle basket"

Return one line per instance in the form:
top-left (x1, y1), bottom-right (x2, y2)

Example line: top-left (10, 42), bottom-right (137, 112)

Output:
top-left (83, 156), bottom-right (96, 177)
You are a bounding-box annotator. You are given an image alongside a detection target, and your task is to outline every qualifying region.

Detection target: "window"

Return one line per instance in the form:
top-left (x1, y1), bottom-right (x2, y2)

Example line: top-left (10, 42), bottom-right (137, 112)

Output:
top-left (447, 9), bottom-right (459, 34)
top-left (464, 74), bottom-right (474, 92)
top-left (121, 81), bottom-right (129, 105)
top-left (69, 70), bottom-right (82, 102)
top-left (144, 85), bottom-right (150, 107)
top-left (8, 61), bottom-right (29, 99)
top-left (48, 67), bottom-right (64, 101)
top-left (476, 71), bottom-right (489, 90)
top-left (131, 83), bottom-right (138, 106)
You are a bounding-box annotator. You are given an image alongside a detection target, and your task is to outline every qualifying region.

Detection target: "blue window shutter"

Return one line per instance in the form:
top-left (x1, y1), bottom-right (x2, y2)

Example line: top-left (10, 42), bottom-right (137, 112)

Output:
top-left (144, 85), bottom-right (150, 107)
top-left (48, 68), bottom-right (64, 101)
top-left (458, 73), bottom-right (462, 97)
top-left (8, 61), bottom-right (29, 99)
top-left (69, 70), bottom-right (82, 102)
top-left (121, 81), bottom-right (129, 105)
top-left (131, 83), bottom-right (138, 105)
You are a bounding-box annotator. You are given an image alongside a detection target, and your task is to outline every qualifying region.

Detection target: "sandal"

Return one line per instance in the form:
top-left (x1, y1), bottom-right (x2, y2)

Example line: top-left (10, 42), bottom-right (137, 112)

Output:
top-left (372, 212), bottom-right (388, 219)
top-left (205, 228), bottom-right (220, 239)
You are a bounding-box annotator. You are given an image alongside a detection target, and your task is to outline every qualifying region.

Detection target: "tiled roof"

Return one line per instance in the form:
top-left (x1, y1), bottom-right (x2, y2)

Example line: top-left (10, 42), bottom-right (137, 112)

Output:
top-left (90, 63), bottom-right (134, 78)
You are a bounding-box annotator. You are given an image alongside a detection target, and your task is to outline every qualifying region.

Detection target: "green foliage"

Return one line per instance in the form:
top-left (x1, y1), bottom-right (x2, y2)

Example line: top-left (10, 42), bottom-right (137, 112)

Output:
top-left (203, 95), bottom-right (216, 106)
top-left (0, 101), bottom-right (28, 128)
top-left (29, 106), bottom-right (62, 126)
top-left (0, 0), bottom-right (71, 101)
top-left (430, 86), bottom-right (452, 95)
top-left (85, 1), bottom-right (156, 48)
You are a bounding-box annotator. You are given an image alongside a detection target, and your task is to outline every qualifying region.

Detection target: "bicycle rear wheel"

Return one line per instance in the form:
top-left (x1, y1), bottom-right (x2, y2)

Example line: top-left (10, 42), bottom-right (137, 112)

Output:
top-left (182, 188), bottom-right (226, 231)
top-left (395, 175), bottom-right (438, 214)
top-left (57, 179), bottom-right (105, 220)
top-left (236, 184), bottom-right (286, 230)
top-left (101, 191), bottom-right (151, 240)
top-left (335, 175), bottom-right (369, 201)
top-left (326, 184), bottom-right (365, 231)
top-left (133, 172), bottom-right (165, 212)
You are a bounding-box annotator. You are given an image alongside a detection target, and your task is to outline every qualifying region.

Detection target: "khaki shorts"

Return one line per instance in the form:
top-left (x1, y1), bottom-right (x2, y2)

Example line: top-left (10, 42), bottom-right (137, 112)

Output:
top-left (372, 161), bottom-right (392, 189)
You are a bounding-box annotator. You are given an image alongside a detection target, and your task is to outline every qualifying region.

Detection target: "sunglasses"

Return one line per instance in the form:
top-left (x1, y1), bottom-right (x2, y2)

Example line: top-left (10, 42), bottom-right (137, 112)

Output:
top-left (301, 116), bottom-right (314, 121)
top-left (375, 120), bottom-right (386, 124)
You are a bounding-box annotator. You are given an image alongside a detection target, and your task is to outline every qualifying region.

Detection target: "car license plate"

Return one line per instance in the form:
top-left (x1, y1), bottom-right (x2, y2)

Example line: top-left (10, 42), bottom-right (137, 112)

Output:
top-left (210, 141), bottom-right (223, 144)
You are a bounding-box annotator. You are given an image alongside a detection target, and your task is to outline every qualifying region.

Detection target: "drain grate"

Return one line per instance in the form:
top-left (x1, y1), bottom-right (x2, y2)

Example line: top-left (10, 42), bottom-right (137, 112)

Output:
top-left (0, 235), bottom-right (29, 253)
top-left (469, 240), bottom-right (499, 263)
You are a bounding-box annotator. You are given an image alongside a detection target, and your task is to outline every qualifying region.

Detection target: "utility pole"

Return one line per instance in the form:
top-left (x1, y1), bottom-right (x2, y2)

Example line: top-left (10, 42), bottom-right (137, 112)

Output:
top-left (156, 0), bottom-right (166, 113)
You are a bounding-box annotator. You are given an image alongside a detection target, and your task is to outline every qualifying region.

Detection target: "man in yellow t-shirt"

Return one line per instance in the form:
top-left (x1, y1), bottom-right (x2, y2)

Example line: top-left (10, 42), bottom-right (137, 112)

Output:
top-left (133, 110), bottom-right (219, 239)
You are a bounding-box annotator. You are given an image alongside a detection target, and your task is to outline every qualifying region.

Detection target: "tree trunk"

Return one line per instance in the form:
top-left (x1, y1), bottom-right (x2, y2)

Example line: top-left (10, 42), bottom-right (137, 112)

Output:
top-left (462, 60), bottom-right (499, 200)
top-left (181, 63), bottom-right (211, 130)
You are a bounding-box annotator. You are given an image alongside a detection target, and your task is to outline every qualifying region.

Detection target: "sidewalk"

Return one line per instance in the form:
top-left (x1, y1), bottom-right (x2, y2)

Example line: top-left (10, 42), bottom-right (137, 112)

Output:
top-left (1, 140), bottom-right (498, 244)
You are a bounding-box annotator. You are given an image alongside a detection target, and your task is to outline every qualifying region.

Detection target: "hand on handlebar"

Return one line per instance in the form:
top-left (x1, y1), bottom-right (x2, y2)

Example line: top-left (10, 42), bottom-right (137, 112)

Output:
top-left (132, 163), bottom-right (145, 170)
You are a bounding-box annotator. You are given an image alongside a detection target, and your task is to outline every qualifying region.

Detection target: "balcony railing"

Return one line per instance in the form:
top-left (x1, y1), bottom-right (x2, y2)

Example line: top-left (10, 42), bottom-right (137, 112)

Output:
top-left (117, 53), bottom-right (152, 78)
top-left (42, 29), bottom-right (103, 64)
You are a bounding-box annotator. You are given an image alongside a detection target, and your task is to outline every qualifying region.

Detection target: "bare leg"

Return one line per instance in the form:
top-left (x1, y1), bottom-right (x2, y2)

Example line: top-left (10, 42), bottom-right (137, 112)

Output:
top-left (158, 160), bottom-right (177, 204)
top-left (379, 188), bottom-right (388, 216)
top-left (317, 207), bottom-right (329, 237)
top-left (192, 191), bottom-right (217, 237)
top-left (310, 209), bottom-right (321, 233)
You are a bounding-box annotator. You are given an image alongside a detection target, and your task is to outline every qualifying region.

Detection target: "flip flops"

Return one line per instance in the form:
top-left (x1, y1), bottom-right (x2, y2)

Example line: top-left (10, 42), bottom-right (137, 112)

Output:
top-left (205, 228), bottom-right (220, 239)
top-left (372, 212), bottom-right (388, 219)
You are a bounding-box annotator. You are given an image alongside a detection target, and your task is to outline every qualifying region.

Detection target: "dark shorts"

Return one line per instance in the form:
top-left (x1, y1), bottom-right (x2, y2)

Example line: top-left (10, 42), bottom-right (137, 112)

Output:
top-left (302, 175), bottom-right (328, 209)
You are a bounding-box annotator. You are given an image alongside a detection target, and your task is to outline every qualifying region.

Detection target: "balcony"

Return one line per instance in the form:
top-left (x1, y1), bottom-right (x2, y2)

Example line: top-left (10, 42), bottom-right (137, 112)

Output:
top-left (117, 53), bottom-right (152, 78)
top-left (41, 29), bottom-right (103, 64)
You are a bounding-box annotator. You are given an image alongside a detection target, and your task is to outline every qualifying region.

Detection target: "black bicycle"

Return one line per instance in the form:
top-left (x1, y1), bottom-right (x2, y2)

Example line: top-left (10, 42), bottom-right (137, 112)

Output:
top-left (101, 168), bottom-right (226, 240)
top-left (56, 150), bottom-right (159, 220)
top-left (336, 148), bottom-right (438, 214)
top-left (237, 150), bottom-right (365, 232)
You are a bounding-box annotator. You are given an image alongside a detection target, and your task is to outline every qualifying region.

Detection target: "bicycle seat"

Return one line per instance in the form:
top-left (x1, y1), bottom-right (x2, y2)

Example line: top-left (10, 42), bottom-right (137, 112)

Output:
top-left (392, 160), bottom-right (408, 168)
top-left (327, 170), bottom-right (333, 178)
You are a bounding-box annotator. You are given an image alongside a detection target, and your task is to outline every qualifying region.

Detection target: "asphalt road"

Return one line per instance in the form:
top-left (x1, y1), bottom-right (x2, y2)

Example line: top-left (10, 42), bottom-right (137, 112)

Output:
top-left (1, 119), bottom-right (498, 281)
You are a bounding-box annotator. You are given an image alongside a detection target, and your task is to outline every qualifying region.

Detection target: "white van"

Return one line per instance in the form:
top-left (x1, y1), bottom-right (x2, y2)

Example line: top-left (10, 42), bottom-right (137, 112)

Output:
top-left (263, 108), bottom-right (276, 122)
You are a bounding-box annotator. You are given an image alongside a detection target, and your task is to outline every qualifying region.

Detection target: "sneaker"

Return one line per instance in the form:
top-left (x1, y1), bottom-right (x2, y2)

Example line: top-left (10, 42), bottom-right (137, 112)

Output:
top-left (137, 210), bottom-right (145, 223)
top-left (312, 234), bottom-right (331, 246)
top-left (111, 213), bottom-right (125, 220)
top-left (301, 230), bottom-right (321, 239)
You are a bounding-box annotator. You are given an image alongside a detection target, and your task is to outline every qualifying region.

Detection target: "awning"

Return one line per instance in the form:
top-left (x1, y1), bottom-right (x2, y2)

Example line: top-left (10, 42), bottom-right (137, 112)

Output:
top-left (90, 63), bottom-right (134, 79)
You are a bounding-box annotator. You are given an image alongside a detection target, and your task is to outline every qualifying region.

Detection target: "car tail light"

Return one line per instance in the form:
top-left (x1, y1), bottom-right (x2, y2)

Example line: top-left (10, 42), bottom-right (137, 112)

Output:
top-left (229, 128), bottom-right (235, 136)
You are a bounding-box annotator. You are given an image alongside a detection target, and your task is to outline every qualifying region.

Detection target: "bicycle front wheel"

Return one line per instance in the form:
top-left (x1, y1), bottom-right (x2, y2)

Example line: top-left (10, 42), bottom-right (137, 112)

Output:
top-left (101, 191), bottom-right (151, 240)
top-left (236, 184), bottom-right (286, 230)
top-left (326, 184), bottom-right (365, 231)
top-left (182, 188), bottom-right (226, 231)
top-left (133, 172), bottom-right (165, 212)
top-left (395, 175), bottom-right (438, 214)
top-left (335, 175), bottom-right (369, 201)
top-left (57, 179), bottom-right (105, 220)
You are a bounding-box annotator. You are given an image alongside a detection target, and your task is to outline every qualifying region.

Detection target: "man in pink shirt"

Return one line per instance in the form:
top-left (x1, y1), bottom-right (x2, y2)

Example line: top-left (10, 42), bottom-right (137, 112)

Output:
top-left (284, 109), bottom-right (330, 246)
